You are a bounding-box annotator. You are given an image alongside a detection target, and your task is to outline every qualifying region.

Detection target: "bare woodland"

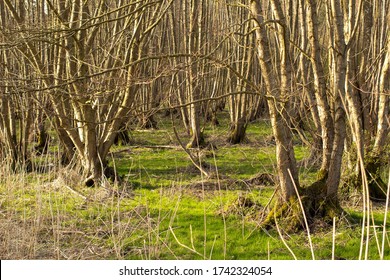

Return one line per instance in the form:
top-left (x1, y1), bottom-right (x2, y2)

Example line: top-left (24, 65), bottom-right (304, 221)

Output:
top-left (0, 0), bottom-right (389, 229)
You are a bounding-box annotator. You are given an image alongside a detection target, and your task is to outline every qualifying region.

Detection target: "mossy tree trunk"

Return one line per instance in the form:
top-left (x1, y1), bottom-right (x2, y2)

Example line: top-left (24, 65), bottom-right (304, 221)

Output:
top-left (364, 154), bottom-right (388, 200)
top-left (365, 11), bottom-right (390, 200)
top-left (252, 0), bottom-right (350, 231)
top-left (263, 179), bottom-right (344, 232)
top-left (324, 0), bottom-right (349, 203)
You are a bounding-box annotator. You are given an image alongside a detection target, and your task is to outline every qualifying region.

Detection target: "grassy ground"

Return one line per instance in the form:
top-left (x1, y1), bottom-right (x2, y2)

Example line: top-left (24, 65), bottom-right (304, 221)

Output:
top-left (0, 112), bottom-right (389, 260)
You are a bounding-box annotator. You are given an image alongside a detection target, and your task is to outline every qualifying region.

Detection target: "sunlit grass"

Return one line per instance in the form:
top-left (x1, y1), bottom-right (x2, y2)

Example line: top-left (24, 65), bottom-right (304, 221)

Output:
top-left (0, 113), bottom-right (389, 260)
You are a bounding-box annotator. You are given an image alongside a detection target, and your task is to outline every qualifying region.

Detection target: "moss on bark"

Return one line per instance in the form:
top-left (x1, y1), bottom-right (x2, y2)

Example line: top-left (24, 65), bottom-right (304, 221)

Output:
top-left (262, 179), bottom-right (344, 232)
top-left (343, 153), bottom-right (388, 201)
top-left (364, 154), bottom-right (388, 200)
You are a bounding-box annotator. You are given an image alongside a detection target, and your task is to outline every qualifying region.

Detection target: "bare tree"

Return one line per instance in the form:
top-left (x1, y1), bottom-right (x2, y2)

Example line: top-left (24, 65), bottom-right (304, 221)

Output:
top-left (2, 0), bottom-right (174, 185)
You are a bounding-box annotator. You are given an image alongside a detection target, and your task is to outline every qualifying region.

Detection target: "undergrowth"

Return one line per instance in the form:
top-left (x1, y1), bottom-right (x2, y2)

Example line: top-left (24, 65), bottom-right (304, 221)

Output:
top-left (0, 114), bottom-right (389, 260)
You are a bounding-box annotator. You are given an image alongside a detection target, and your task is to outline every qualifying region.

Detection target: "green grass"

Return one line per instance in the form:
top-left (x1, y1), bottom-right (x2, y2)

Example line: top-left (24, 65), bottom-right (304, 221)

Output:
top-left (0, 112), bottom-right (389, 260)
top-left (1, 172), bottom-right (389, 260)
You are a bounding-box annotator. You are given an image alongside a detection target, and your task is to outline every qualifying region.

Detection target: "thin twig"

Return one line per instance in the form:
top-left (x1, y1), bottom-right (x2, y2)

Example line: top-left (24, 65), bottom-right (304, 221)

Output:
top-left (169, 226), bottom-right (204, 258)
top-left (381, 169), bottom-right (390, 260)
top-left (274, 210), bottom-right (297, 260)
top-left (332, 217), bottom-right (336, 260)
top-left (288, 169), bottom-right (315, 260)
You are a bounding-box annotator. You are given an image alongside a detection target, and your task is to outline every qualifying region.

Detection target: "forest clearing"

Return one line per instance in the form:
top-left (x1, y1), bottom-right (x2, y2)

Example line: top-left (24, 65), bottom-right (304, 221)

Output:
top-left (0, 0), bottom-right (389, 260)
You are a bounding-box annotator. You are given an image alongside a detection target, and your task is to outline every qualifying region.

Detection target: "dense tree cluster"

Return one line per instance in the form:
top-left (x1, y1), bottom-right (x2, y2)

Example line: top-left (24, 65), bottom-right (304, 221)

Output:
top-left (0, 1), bottom-right (389, 224)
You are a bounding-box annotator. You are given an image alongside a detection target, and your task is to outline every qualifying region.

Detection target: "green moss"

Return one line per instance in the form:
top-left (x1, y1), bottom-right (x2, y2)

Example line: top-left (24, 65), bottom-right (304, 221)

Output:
top-left (342, 152), bottom-right (389, 201)
top-left (316, 169), bottom-right (328, 181)
top-left (1, 112), bottom-right (389, 260)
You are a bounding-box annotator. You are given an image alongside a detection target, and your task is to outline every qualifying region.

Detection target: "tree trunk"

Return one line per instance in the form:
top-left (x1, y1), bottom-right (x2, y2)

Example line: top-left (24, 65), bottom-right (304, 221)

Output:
top-left (228, 117), bottom-right (247, 144)
top-left (306, 0), bottom-right (335, 176)
top-left (373, 27), bottom-right (390, 153)
top-left (250, 0), bottom-right (299, 202)
top-left (365, 10), bottom-right (390, 200)
top-left (325, 0), bottom-right (348, 202)
top-left (186, 0), bottom-right (205, 149)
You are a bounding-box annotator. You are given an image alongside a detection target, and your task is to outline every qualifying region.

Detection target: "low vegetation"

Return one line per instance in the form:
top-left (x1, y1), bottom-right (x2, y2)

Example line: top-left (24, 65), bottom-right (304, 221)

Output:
top-left (1, 114), bottom-right (388, 260)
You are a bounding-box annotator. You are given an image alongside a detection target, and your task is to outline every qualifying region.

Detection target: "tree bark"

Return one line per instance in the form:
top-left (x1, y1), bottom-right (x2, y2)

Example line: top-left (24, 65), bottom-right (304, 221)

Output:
top-left (250, 0), bottom-right (299, 202)
top-left (306, 0), bottom-right (335, 176)
top-left (326, 0), bottom-right (348, 201)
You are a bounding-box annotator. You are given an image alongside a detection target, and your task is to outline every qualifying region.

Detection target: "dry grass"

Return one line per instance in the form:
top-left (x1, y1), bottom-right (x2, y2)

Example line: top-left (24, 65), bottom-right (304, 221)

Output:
top-left (0, 163), bottom-right (151, 259)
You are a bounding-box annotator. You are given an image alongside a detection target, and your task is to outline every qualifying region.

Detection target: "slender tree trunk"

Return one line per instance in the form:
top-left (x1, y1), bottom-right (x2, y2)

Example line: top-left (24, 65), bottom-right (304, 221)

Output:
top-left (297, 0), bottom-right (322, 166)
top-left (306, 0), bottom-right (335, 176)
top-left (250, 0), bottom-right (299, 202)
top-left (373, 29), bottom-right (390, 153)
top-left (186, 0), bottom-right (204, 148)
top-left (326, 0), bottom-right (348, 201)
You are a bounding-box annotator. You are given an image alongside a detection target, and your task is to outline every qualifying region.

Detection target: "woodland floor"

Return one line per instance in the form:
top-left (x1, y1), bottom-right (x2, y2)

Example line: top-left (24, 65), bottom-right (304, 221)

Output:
top-left (0, 112), bottom-right (389, 260)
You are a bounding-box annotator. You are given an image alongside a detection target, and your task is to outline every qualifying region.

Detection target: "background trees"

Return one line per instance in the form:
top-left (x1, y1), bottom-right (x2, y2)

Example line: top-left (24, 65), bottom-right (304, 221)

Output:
top-left (2, 0), bottom-right (175, 185)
